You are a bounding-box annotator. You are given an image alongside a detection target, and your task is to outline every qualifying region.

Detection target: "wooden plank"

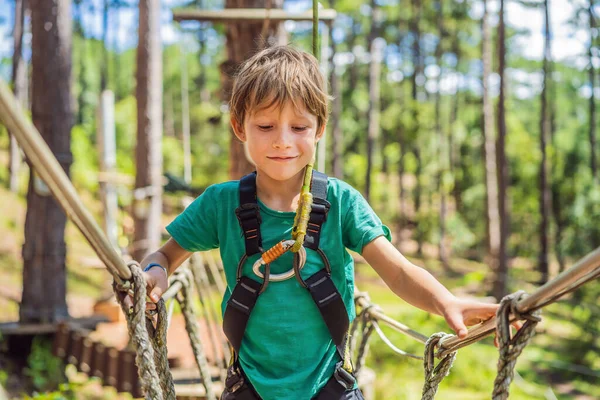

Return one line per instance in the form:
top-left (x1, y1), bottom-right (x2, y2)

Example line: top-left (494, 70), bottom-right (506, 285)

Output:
top-left (0, 316), bottom-right (109, 336)
top-left (78, 336), bottom-right (94, 374)
top-left (117, 350), bottom-right (136, 394)
top-left (104, 346), bottom-right (120, 388)
top-left (173, 8), bottom-right (336, 23)
top-left (51, 323), bottom-right (70, 358)
top-left (91, 341), bottom-right (106, 379)
top-left (67, 330), bottom-right (83, 366)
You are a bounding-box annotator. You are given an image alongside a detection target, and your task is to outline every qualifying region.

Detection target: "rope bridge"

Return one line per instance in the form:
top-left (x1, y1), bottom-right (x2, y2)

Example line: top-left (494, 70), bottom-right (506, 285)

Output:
top-left (2, 70), bottom-right (600, 399)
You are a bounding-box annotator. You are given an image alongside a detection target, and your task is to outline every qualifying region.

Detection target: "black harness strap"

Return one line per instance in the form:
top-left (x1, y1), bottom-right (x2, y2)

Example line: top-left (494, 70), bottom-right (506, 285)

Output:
top-left (223, 170), bottom-right (355, 399)
top-left (223, 276), bottom-right (262, 355)
top-left (235, 172), bottom-right (262, 256)
top-left (304, 171), bottom-right (330, 251)
top-left (304, 269), bottom-right (349, 347)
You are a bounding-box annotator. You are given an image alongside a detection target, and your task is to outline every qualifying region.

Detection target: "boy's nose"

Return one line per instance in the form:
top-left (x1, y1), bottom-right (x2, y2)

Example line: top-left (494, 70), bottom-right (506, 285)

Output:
top-left (272, 128), bottom-right (293, 148)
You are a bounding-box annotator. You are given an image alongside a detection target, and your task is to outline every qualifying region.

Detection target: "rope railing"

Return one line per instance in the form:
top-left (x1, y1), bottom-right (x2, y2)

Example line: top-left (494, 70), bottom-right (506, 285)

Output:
top-left (0, 79), bottom-right (131, 284)
top-left (354, 289), bottom-right (428, 344)
top-left (437, 246), bottom-right (600, 358)
top-left (170, 268), bottom-right (218, 400)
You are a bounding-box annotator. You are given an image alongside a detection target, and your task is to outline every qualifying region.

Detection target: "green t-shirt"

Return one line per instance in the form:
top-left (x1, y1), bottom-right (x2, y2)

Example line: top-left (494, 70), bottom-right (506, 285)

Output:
top-left (166, 177), bottom-right (391, 400)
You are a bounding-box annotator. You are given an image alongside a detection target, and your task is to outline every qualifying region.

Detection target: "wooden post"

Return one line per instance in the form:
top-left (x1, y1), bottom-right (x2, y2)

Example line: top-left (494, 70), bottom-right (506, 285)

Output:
top-left (117, 349), bottom-right (136, 393)
top-left (97, 90), bottom-right (119, 249)
top-left (67, 330), bottom-right (83, 366)
top-left (91, 341), bottom-right (106, 379)
top-left (133, 0), bottom-right (163, 261)
top-left (180, 44), bottom-right (192, 184)
top-left (52, 323), bottom-right (71, 359)
top-left (78, 336), bottom-right (93, 374)
top-left (104, 346), bottom-right (119, 388)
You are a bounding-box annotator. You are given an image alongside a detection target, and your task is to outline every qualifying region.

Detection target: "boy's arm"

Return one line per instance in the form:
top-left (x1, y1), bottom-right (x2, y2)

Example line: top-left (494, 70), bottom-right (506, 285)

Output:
top-left (362, 236), bottom-right (498, 338)
top-left (138, 238), bottom-right (192, 306)
top-left (141, 237), bottom-right (193, 276)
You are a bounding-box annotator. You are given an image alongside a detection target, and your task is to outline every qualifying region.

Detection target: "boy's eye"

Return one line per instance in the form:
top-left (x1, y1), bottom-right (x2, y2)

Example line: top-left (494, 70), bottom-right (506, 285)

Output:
top-left (293, 126), bottom-right (308, 132)
top-left (258, 125), bottom-right (273, 130)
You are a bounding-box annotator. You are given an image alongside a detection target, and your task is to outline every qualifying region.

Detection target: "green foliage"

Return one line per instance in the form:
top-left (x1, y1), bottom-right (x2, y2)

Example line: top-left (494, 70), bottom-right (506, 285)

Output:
top-left (71, 125), bottom-right (98, 192)
top-left (24, 337), bottom-right (66, 393)
top-left (113, 95), bottom-right (137, 176)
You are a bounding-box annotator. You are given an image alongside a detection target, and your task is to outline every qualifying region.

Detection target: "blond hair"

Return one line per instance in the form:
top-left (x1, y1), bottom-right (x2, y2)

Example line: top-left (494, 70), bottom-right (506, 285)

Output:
top-left (230, 45), bottom-right (330, 130)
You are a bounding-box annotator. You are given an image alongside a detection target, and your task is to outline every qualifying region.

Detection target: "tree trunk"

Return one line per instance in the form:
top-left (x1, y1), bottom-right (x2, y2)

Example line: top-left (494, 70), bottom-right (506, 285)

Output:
top-left (101, 0), bottom-right (110, 91)
top-left (20, 0), bottom-right (73, 323)
top-left (133, 0), bottom-right (163, 261)
top-left (589, 0), bottom-right (598, 179)
top-left (9, 0), bottom-right (27, 193)
top-left (551, 24), bottom-right (564, 272)
top-left (223, 0), bottom-right (286, 180)
top-left (538, 0), bottom-right (552, 283)
top-left (435, 0), bottom-right (450, 270)
top-left (449, 36), bottom-right (461, 213)
top-left (329, 3), bottom-right (343, 178)
top-left (493, 0), bottom-right (510, 301)
top-left (482, 0), bottom-right (501, 278)
top-left (410, 0), bottom-right (423, 255)
top-left (74, 0), bottom-right (87, 125)
top-left (365, 0), bottom-right (381, 202)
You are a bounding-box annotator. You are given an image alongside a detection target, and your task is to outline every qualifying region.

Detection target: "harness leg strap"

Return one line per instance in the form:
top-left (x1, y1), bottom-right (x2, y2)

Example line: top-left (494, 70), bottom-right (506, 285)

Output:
top-left (304, 269), bottom-right (350, 347)
top-left (223, 277), bottom-right (263, 355)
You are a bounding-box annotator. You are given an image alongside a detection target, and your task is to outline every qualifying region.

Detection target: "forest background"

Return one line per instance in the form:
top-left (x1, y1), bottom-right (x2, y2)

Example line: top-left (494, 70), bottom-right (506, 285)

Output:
top-left (0, 0), bottom-right (599, 399)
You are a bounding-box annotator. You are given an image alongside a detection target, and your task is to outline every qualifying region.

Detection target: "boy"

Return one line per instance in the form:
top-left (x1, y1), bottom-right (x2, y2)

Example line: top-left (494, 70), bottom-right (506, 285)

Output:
top-left (137, 46), bottom-right (499, 399)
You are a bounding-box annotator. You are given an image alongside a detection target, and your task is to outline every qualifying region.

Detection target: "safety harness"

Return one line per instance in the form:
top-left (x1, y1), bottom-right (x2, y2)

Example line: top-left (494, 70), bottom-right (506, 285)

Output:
top-left (221, 171), bottom-right (357, 399)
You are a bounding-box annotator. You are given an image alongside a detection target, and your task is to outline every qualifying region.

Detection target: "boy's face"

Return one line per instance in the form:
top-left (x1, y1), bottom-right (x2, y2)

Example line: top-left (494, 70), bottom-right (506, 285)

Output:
top-left (232, 99), bottom-right (324, 183)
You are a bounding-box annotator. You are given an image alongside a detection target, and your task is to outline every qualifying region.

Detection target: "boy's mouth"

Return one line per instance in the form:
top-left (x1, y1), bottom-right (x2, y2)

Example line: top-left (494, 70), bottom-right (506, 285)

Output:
top-left (267, 156), bottom-right (297, 161)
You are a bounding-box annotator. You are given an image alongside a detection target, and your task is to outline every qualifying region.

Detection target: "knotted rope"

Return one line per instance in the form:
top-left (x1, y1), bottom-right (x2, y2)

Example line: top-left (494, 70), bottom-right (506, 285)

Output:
top-left (352, 292), bottom-right (423, 361)
top-left (172, 268), bottom-right (218, 400)
top-left (492, 291), bottom-right (541, 400)
top-left (421, 333), bottom-right (456, 400)
top-left (190, 254), bottom-right (230, 372)
top-left (113, 260), bottom-right (175, 400)
top-left (353, 304), bottom-right (377, 375)
top-left (350, 292), bottom-right (370, 355)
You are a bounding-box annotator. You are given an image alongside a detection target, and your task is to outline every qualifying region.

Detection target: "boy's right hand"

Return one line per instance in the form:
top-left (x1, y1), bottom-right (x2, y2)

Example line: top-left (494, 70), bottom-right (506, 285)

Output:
top-left (122, 267), bottom-right (169, 312)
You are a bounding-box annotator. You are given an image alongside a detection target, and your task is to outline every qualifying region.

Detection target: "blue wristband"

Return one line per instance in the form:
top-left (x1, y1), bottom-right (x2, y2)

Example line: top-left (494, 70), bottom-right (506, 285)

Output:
top-left (143, 263), bottom-right (168, 275)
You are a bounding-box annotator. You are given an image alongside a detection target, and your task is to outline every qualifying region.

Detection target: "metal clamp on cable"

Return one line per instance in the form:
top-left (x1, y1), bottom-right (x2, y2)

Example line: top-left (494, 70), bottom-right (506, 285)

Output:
top-left (333, 362), bottom-right (356, 390)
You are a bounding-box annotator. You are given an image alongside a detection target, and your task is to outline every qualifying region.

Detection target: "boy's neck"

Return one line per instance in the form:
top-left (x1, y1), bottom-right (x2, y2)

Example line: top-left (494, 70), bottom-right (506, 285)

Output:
top-left (255, 169), bottom-right (305, 212)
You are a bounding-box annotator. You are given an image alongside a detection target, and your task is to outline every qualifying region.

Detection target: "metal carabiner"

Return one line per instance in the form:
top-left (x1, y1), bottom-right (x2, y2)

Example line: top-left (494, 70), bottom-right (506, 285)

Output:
top-left (252, 240), bottom-right (307, 282)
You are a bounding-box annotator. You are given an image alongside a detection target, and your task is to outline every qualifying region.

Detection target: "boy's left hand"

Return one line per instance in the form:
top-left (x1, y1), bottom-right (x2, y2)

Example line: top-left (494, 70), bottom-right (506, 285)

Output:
top-left (441, 297), bottom-right (522, 342)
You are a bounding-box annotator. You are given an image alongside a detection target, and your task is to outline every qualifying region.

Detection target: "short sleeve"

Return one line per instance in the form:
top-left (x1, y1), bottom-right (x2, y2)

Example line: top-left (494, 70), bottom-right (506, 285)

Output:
top-left (341, 185), bottom-right (392, 254)
top-left (166, 185), bottom-right (220, 252)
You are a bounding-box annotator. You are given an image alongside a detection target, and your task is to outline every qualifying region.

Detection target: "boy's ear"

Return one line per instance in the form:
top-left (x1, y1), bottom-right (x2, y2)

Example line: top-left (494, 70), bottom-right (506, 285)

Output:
top-left (231, 117), bottom-right (246, 142)
top-left (315, 124), bottom-right (326, 142)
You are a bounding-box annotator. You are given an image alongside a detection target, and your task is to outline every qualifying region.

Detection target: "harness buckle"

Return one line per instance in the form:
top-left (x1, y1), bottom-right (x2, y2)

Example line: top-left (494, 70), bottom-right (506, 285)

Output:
top-left (226, 363), bottom-right (246, 393)
top-left (235, 203), bottom-right (262, 224)
top-left (311, 200), bottom-right (330, 221)
top-left (333, 362), bottom-right (356, 391)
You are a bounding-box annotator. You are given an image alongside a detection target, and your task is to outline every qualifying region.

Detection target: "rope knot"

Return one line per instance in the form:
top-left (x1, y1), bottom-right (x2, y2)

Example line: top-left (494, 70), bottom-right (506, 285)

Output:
top-left (492, 291), bottom-right (542, 400)
top-left (507, 291), bottom-right (541, 323)
top-left (421, 332), bottom-right (457, 400)
top-left (361, 303), bottom-right (380, 321)
top-left (354, 291), bottom-right (371, 304)
top-left (113, 260), bottom-right (141, 293)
